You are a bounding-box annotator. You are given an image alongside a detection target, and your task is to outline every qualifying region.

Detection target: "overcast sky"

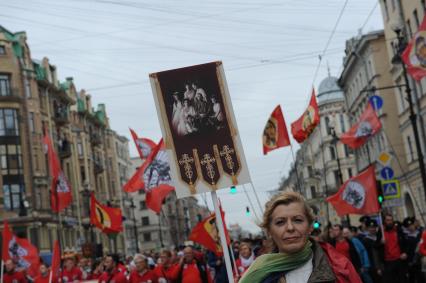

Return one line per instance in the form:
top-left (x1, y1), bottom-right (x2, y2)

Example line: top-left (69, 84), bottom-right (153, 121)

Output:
top-left (2, 0), bottom-right (384, 233)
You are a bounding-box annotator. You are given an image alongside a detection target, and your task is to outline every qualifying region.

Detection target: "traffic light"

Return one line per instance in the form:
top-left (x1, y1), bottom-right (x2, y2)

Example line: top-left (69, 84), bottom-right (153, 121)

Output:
top-left (313, 220), bottom-right (321, 229)
top-left (230, 186), bottom-right (237, 194)
top-left (245, 206), bottom-right (250, 216)
top-left (376, 181), bottom-right (384, 206)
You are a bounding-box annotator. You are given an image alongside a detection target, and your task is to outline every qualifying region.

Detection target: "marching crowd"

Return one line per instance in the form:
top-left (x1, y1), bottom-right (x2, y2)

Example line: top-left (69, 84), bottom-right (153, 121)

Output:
top-left (3, 193), bottom-right (426, 283)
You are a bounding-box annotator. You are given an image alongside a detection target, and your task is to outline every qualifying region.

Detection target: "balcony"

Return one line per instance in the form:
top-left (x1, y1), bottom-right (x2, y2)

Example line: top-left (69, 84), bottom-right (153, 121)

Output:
top-left (58, 139), bottom-right (71, 159)
top-left (52, 107), bottom-right (69, 125)
top-left (90, 132), bottom-right (102, 146)
top-left (93, 157), bottom-right (104, 174)
top-left (0, 88), bottom-right (22, 103)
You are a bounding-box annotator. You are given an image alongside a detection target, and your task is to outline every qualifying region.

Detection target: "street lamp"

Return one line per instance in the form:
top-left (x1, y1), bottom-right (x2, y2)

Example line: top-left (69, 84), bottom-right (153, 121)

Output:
top-left (329, 123), bottom-right (351, 226)
top-left (128, 199), bottom-right (139, 253)
top-left (392, 27), bottom-right (426, 202)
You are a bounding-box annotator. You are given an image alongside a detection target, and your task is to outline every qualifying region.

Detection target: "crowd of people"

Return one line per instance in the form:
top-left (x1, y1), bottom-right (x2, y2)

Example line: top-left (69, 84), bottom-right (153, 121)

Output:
top-left (3, 191), bottom-right (426, 283)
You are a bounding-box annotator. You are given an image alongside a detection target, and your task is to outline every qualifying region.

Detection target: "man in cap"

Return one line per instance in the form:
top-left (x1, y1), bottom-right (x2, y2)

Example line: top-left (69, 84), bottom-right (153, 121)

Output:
top-left (401, 217), bottom-right (422, 282)
top-left (362, 219), bottom-right (383, 283)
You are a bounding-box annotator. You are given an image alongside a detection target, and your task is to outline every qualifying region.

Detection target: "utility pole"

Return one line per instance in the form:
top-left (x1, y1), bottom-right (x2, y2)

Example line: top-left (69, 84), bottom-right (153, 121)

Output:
top-left (393, 28), bottom-right (426, 202)
top-left (129, 199), bottom-right (139, 253)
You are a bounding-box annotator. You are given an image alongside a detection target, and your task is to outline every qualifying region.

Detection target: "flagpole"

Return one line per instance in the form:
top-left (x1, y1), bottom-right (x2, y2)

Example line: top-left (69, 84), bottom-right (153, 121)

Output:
top-left (228, 243), bottom-right (238, 277)
top-left (289, 144), bottom-right (303, 193)
top-left (158, 209), bottom-right (164, 248)
top-left (211, 191), bottom-right (234, 283)
top-left (48, 269), bottom-right (53, 283)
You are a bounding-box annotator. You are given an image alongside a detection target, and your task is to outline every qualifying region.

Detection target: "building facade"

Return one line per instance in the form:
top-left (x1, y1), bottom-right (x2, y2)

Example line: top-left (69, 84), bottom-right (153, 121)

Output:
top-left (339, 29), bottom-right (410, 219)
top-left (379, 0), bottom-right (426, 220)
top-left (0, 26), bottom-right (132, 256)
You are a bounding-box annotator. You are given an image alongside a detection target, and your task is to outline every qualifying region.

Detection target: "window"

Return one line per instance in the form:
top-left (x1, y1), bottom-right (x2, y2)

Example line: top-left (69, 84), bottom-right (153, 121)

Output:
top-left (0, 74), bottom-right (11, 96)
top-left (347, 168), bottom-right (353, 178)
top-left (0, 109), bottom-right (19, 136)
top-left (407, 20), bottom-right (413, 37)
top-left (329, 146), bottom-right (336, 160)
top-left (29, 112), bottom-right (35, 133)
top-left (333, 170), bottom-right (341, 185)
top-left (339, 114), bottom-right (345, 133)
top-left (0, 45), bottom-right (5, 55)
top-left (325, 116), bottom-right (332, 135)
top-left (77, 142), bottom-right (83, 156)
top-left (142, 216), bottom-right (150, 226)
top-left (0, 144), bottom-right (23, 175)
top-left (24, 78), bottom-right (31, 98)
top-left (143, 233), bottom-right (151, 241)
top-left (138, 189), bottom-right (145, 195)
top-left (3, 184), bottom-right (21, 211)
top-left (139, 201), bottom-right (146, 210)
top-left (307, 166), bottom-right (313, 177)
top-left (344, 144), bottom-right (351, 157)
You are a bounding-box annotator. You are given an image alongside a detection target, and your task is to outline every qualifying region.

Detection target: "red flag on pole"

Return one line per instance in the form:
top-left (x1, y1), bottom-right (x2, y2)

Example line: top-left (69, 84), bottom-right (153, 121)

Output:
top-left (129, 128), bottom-right (157, 159)
top-left (291, 89), bottom-right (320, 143)
top-left (402, 15), bottom-right (426, 81)
top-left (326, 166), bottom-right (380, 216)
top-left (123, 139), bottom-right (174, 213)
top-left (340, 102), bottom-right (382, 149)
top-left (90, 193), bottom-right (123, 234)
top-left (263, 105), bottom-right (291, 155)
top-left (51, 240), bottom-right (61, 282)
top-left (43, 133), bottom-right (72, 212)
top-left (189, 209), bottom-right (230, 256)
top-left (2, 221), bottom-right (40, 277)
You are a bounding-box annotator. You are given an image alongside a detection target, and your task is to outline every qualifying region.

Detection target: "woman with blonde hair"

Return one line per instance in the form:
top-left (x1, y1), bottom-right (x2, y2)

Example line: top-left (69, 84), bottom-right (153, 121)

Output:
top-left (239, 191), bottom-right (361, 283)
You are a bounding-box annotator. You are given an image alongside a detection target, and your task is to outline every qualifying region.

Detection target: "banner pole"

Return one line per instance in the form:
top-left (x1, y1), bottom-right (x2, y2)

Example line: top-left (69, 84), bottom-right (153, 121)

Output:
top-left (211, 191), bottom-right (234, 283)
top-left (48, 269), bottom-right (53, 283)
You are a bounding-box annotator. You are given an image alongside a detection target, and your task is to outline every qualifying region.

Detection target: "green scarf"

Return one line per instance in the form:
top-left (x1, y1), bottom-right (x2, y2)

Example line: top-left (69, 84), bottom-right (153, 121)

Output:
top-left (239, 241), bottom-right (313, 283)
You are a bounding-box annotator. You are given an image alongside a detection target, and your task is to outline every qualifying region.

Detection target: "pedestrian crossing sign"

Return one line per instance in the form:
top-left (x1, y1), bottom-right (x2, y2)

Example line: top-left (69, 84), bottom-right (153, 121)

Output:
top-left (381, 179), bottom-right (400, 200)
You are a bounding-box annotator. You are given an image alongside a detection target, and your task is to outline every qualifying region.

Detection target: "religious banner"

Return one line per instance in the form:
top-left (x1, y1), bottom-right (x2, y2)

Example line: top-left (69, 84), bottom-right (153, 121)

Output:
top-left (150, 62), bottom-right (251, 198)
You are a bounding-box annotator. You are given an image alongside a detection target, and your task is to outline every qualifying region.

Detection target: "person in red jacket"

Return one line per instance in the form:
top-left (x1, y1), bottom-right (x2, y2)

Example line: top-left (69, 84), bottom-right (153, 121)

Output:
top-left (129, 254), bottom-right (158, 283)
top-left (235, 242), bottom-right (255, 278)
top-left (98, 254), bottom-right (128, 283)
top-left (33, 263), bottom-right (50, 283)
top-left (168, 246), bottom-right (212, 283)
top-left (153, 250), bottom-right (175, 282)
top-left (382, 213), bottom-right (408, 283)
top-left (3, 259), bottom-right (28, 283)
top-left (61, 256), bottom-right (82, 283)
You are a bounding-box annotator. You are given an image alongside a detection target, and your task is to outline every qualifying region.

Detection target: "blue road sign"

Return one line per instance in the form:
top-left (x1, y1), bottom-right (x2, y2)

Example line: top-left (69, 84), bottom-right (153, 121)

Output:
top-left (380, 166), bottom-right (394, 180)
top-left (381, 179), bottom-right (401, 200)
top-left (369, 95), bottom-right (383, 111)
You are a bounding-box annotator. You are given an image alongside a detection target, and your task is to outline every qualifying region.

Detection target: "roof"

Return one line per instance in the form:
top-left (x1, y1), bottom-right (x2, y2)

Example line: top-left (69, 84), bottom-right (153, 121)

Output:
top-left (317, 76), bottom-right (344, 105)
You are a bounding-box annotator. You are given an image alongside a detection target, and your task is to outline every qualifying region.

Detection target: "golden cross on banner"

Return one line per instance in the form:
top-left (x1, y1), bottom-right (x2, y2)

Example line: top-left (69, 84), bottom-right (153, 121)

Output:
top-left (201, 153), bottom-right (216, 185)
top-left (179, 154), bottom-right (195, 184)
top-left (219, 145), bottom-right (235, 171)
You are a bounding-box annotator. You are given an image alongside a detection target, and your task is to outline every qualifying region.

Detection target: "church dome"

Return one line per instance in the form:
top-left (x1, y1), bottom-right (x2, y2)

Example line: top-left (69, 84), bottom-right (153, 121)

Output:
top-left (317, 76), bottom-right (344, 104)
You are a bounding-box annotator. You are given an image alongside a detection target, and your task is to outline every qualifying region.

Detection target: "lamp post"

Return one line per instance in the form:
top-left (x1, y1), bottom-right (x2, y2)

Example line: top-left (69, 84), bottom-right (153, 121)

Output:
top-left (330, 124), bottom-right (351, 226)
top-left (129, 199), bottom-right (139, 253)
top-left (392, 27), bottom-right (426, 202)
top-left (82, 184), bottom-right (96, 258)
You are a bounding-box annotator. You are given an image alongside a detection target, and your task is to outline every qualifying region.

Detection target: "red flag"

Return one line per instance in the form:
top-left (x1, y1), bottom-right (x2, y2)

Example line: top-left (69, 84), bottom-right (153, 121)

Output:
top-left (263, 105), bottom-right (291, 155)
top-left (43, 133), bottom-right (72, 212)
top-left (51, 240), bottom-right (61, 281)
top-left (340, 102), bottom-right (382, 149)
top-left (402, 15), bottom-right (426, 81)
top-left (327, 166), bottom-right (380, 216)
top-left (129, 128), bottom-right (157, 159)
top-left (2, 221), bottom-right (40, 277)
top-left (123, 139), bottom-right (174, 213)
top-left (189, 209), bottom-right (230, 256)
top-left (291, 89), bottom-right (320, 143)
top-left (90, 193), bottom-right (123, 234)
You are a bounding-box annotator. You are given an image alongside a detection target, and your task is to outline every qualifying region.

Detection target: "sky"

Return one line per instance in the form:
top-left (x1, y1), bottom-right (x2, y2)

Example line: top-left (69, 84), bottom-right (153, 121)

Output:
top-left (1, 0), bottom-right (384, 234)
